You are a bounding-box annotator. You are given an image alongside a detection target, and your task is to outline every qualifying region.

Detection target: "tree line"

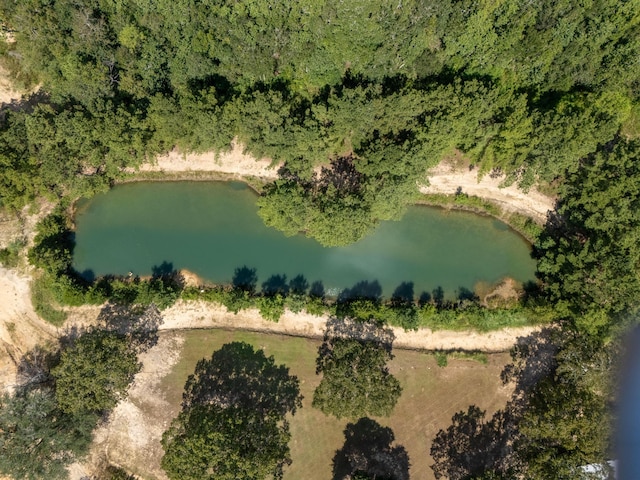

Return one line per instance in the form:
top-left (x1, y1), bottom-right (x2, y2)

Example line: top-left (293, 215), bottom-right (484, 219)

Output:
top-left (1, 0), bottom-right (639, 243)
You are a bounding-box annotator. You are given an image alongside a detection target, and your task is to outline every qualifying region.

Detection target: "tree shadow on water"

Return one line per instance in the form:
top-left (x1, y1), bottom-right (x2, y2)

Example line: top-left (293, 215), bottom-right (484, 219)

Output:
top-left (262, 274), bottom-right (289, 296)
top-left (288, 274), bottom-right (309, 295)
top-left (391, 281), bottom-right (415, 306)
top-left (432, 286), bottom-right (445, 307)
top-left (309, 280), bottom-right (326, 299)
top-left (332, 418), bottom-right (410, 480)
top-left (338, 280), bottom-right (382, 302)
top-left (232, 266), bottom-right (258, 293)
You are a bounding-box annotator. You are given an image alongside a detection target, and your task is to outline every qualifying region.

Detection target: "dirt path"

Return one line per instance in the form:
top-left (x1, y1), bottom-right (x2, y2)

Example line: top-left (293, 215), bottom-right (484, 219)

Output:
top-left (156, 301), bottom-right (539, 352)
top-left (63, 299), bottom-right (539, 354)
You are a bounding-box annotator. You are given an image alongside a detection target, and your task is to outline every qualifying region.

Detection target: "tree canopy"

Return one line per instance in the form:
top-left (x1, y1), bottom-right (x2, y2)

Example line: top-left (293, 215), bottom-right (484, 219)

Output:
top-left (0, 389), bottom-right (97, 480)
top-left (0, 0), bottom-right (638, 243)
top-left (161, 342), bottom-right (302, 480)
top-left (313, 318), bottom-right (401, 419)
top-left (52, 330), bottom-right (141, 415)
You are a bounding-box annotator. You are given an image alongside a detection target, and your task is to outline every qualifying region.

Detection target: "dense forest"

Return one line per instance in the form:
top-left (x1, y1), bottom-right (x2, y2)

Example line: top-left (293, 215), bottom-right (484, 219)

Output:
top-left (1, 0), bottom-right (640, 478)
top-left (1, 0), bottom-right (639, 243)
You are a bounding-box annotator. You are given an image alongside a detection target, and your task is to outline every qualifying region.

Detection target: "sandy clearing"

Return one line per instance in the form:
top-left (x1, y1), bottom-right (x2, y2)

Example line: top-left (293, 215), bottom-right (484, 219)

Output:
top-left (140, 140), bottom-right (281, 180)
top-left (63, 299), bottom-right (539, 353)
top-left (0, 65), bottom-right (22, 108)
top-left (87, 332), bottom-right (184, 480)
top-left (0, 267), bottom-right (57, 392)
top-left (420, 162), bottom-right (556, 223)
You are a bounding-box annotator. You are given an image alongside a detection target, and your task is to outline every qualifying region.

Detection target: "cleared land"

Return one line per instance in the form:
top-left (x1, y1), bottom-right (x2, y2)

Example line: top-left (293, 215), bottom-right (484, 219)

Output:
top-left (94, 329), bottom-right (513, 480)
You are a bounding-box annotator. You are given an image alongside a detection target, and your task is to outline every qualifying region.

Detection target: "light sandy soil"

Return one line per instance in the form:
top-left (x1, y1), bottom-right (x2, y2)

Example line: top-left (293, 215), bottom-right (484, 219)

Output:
top-left (420, 162), bottom-right (556, 223)
top-left (0, 65), bottom-right (22, 108)
top-left (0, 267), bottom-right (57, 393)
top-left (86, 332), bottom-right (185, 480)
top-left (139, 141), bottom-right (280, 180)
top-left (63, 299), bottom-right (538, 354)
top-left (157, 300), bottom-right (539, 353)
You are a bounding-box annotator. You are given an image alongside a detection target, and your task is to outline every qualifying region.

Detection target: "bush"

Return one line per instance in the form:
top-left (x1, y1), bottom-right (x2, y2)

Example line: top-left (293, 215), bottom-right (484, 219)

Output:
top-left (28, 214), bottom-right (74, 275)
top-left (434, 352), bottom-right (448, 367)
top-left (52, 330), bottom-right (141, 415)
top-left (0, 239), bottom-right (25, 268)
top-left (257, 294), bottom-right (285, 322)
top-left (30, 274), bottom-right (67, 326)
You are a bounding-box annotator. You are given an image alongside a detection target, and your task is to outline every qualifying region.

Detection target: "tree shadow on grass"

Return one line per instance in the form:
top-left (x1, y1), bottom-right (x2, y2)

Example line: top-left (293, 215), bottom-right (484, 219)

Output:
top-left (181, 341), bottom-right (302, 418)
top-left (429, 328), bottom-right (558, 479)
top-left (333, 418), bottom-right (410, 480)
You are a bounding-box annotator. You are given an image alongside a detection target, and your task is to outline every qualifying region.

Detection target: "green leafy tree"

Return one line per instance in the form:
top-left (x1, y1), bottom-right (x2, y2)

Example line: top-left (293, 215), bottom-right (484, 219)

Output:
top-left (536, 139), bottom-right (640, 332)
top-left (313, 320), bottom-right (401, 419)
top-left (0, 389), bottom-right (97, 480)
top-left (52, 330), bottom-right (140, 414)
top-left (162, 342), bottom-right (302, 480)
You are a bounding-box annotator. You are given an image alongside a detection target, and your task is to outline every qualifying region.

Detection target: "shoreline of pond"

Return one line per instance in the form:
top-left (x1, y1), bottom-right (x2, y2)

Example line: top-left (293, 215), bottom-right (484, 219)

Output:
top-left (72, 181), bottom-right (537, 300)
top-left (114, 170), bottom-right (543, 244)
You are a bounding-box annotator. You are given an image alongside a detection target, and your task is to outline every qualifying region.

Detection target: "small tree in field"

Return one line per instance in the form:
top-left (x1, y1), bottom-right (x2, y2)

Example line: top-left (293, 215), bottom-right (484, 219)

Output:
top-left (52, 330), bottom-right (140, 415)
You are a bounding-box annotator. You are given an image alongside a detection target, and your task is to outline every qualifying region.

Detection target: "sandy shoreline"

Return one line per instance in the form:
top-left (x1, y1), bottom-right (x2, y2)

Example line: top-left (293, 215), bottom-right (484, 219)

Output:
top-left (143, 143), bottom-right (556, 222)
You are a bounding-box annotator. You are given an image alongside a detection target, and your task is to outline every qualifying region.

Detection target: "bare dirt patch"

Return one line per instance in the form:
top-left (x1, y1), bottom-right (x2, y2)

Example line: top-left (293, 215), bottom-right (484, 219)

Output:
top-left (140, 140), bottom-right (280, 180)
top-left (149, 300), bottom-right (540, 353)
top-left (89, 332), bottom-right (185, 480)
top-left (0, 267), bottom-right (56, 392)
top-left (420, 162), bottom-right (555, 223)
top-left (0, 64), bottom-right (22, 108)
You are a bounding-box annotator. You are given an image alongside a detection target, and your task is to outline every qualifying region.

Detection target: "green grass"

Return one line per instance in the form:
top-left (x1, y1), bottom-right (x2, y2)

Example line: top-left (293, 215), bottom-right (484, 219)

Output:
top-left (416, 305), bottom-right (550, 332)
top-left (30, 275), bottom-right (67, 326)
top-left (418, 192), bottom-right (544, 242)
top-left (157, 329), bottom-right (513, 480)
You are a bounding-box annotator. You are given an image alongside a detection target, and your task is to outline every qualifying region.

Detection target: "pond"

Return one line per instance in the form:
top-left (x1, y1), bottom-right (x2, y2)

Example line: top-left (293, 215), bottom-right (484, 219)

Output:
top-left (72, 181), bottom-right (536, 299)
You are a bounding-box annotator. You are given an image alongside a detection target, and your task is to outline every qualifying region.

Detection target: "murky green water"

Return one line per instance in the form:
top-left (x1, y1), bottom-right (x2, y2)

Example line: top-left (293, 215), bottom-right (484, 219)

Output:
top-left (72, 181), bottom-right (536, 299)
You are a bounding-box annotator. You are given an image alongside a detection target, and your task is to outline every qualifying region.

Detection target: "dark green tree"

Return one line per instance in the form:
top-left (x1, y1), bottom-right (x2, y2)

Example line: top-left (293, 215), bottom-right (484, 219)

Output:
top-left (52, 330), bottom-right (140, 414)
top-left (0, 389), bottom-right (97, 480)
top-left (161, 342), bottom-right (302, 480)
top-left (313, 319), bottom-right (401, 418)
top-left (535, 139), bottom-right (640, 333)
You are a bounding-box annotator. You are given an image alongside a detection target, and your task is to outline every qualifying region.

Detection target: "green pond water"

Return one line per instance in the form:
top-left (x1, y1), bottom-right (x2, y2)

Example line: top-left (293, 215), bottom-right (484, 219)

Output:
top-left (72, 181), bottom-right (536, 299)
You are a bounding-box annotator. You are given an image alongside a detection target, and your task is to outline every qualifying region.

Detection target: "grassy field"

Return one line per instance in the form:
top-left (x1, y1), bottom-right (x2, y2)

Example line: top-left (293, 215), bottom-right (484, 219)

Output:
top-left (155, 329), bottom-right (513, 480)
